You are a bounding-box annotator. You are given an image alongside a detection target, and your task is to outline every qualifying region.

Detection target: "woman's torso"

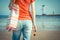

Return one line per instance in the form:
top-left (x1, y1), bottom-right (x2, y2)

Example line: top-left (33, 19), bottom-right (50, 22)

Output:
top-left (16, 0), bottom-right (32, 20)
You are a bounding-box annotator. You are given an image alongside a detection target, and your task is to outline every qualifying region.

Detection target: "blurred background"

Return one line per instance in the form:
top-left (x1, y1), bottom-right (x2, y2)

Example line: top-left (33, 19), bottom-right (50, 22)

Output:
top-left (0, 0), bottom-right (60, 40)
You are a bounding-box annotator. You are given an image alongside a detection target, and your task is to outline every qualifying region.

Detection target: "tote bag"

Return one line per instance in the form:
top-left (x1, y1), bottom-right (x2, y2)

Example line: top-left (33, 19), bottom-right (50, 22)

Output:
top-left (7, 0), bottom-right (19, 28)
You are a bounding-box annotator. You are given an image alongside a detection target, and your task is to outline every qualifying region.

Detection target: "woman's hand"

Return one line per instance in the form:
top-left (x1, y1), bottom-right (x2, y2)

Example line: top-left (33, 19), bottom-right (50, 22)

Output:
top-left (6, 25), bottom-right (16, 31)
top-left (32, 24), bottom-right (37, 36)
top-left (33, 25), bottom-right (37, 32)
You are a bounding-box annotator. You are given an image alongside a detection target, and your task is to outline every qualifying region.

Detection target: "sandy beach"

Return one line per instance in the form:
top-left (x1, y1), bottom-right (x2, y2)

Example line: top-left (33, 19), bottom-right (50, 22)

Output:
top-left (0, 30), bottom-right (60, 40)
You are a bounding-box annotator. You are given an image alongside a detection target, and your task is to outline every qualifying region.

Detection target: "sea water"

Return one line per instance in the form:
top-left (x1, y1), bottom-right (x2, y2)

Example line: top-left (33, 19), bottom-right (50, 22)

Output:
top-left (0, 15), bottom-right (60, 31)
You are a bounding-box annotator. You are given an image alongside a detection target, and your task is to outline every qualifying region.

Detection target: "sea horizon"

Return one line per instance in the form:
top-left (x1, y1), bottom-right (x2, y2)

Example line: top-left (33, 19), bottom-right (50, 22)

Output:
top-left (0, 15), bottom-right (60, 31)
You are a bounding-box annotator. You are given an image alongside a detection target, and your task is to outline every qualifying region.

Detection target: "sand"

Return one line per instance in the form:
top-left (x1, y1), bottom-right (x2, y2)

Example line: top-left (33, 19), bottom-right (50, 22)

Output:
top-left (0, 30), bottom-right (60, 40)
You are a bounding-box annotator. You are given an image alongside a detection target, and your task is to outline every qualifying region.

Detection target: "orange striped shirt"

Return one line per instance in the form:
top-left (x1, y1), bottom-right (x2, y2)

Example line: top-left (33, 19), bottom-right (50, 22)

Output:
top-left (16, 0), bottom-right (35, 20)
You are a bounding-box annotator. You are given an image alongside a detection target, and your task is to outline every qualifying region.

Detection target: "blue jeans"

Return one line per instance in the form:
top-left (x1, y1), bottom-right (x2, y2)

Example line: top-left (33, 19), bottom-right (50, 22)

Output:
top-left (12, 20), bottom-right (33, 40)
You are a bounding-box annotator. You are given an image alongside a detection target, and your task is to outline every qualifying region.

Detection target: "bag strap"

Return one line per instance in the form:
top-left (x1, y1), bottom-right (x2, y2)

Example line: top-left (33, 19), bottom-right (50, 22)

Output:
top-left (14, 0), bottom-right (16, 3)
top-left (14, 0), bottom-right (17, 4)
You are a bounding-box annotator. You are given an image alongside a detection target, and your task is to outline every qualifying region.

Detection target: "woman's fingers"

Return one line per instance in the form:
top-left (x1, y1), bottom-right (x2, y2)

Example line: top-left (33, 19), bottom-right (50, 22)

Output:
top-left (6, 26), bottom-right (16, 31)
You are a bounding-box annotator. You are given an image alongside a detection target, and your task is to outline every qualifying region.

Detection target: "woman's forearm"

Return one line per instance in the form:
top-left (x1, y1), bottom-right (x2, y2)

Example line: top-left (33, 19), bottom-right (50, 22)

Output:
top-left (31, 1), bottom-right (37, 32)
top-left (31, 2), bottom-right (36, 25)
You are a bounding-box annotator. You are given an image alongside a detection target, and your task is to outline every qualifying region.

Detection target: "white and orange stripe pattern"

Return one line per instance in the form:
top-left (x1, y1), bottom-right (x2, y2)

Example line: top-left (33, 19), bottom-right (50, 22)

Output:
top-left (8, 4), bottom-right (19, 28)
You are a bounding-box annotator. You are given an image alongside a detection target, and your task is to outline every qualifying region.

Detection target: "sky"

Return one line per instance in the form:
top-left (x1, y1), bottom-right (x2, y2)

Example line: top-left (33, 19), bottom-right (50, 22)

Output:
top-left (0, 0), bottom-right (60, 15)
